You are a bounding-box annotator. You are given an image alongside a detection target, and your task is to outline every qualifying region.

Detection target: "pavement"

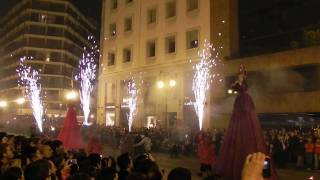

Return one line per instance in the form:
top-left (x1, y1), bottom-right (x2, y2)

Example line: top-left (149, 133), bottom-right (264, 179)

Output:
top-left (102, 145), bottom-right (320, 180)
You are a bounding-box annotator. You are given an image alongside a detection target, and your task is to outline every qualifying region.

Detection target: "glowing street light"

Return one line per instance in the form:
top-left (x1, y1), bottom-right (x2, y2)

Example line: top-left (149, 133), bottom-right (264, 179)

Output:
top-left (16, 97), bottom-right (25, 105)
top-left (227, 89), bottom-right (233, 94)
top-left (157, 81), bottom-right (164, 89)
top-left (0, 100), bottom-right (8, 108)
top-left (169, 80), bottom-right (176, 87)
top-left (65, 90), bottom-right (78, 100)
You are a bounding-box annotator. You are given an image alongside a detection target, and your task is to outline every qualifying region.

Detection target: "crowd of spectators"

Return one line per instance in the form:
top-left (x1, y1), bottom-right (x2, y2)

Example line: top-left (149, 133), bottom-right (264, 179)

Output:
top-left (84, 125), bottom-right (320, 170)
top-left (0, 129), bottom-right (269, 180)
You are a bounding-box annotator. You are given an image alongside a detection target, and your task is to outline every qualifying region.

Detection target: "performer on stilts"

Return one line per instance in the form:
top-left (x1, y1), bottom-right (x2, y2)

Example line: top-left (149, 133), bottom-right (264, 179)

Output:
top-left (216, 65), bottom-right (277, 180)
top-left (58, 104), bottom-right (84, 151)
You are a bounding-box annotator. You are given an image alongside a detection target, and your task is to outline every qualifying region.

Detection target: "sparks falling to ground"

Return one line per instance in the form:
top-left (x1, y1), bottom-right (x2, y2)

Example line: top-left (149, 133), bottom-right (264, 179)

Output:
top-left (127, 78), bottom-right (138, 132)
top-left (76, 36), bottom-right (98, 126)
top-left (192, 40), bottom-right (222, 130)
top-left (16, 57), bottom-right (44, 132)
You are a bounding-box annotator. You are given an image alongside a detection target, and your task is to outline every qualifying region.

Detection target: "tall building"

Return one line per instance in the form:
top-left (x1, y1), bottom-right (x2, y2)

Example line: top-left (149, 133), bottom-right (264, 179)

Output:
top-left (0, 0), bottom-right (96, 119)
top-left (97, 0), bottom-right (237, 129)
top-left (98, 0), bottom-right (320, 130)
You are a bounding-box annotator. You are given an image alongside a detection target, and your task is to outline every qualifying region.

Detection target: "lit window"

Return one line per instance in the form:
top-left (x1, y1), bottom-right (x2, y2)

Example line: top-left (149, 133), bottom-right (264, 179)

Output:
top-left (109, 23), bottom-right (117, 37)
top-left (108, 52), bottom-right (115, 66)
top-left (147, 8), bottom-right (157, 24)
top-left (187, 0), bottom-right (198, 11)
top-left (39, 14), bottom-right (47, 23)
top-left (186, 29), bottom-right (199, 49)
top-left (166, 1), bottom-right (176, 18)
top-left (123, 47), bottom-right (132, 62)
top-left (124, 17), bottom-right (132, 32)
top-left (166, 36), bottom-right (176, 53)
top-left (147, 40), bottom-right (156, 57)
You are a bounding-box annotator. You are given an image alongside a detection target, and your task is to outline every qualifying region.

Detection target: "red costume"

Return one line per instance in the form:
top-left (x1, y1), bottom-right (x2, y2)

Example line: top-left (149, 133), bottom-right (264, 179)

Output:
top-left (58, 106), bottom-right (84, 150)
top-left (216, 67), bottom-right (278, 180)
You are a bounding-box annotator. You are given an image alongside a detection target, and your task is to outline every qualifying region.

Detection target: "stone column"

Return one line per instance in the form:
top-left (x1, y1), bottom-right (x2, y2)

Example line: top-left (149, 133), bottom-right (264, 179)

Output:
top-left (96, 78), bottom-right (106, 125)
top-left (115, 79), bottom-right (122, 126)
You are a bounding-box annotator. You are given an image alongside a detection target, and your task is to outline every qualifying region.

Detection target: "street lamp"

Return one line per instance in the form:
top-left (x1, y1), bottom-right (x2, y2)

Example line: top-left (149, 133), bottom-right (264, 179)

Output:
top-left (169, 80), bottom-right (176, 87)
top-left (157, 81), bottom-right (164, 89)
top-left (65, 90), bottom-right (78, 100)
top-left (16, 97), bottom-right (25, 105)
top-left (0, 100), bottom-right (8, 108)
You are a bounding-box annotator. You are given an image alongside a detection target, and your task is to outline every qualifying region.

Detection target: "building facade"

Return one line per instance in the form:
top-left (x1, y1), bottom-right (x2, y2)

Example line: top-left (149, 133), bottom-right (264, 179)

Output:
top-left (98, 0), bottom-right (320, 130)
top-left (0, 0), bottom-right (96, 118)
top-left (97, 0), bottom-right (238, 129)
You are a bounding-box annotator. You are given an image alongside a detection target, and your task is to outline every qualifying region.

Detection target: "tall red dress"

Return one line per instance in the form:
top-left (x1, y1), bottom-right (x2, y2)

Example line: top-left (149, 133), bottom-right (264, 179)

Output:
top-left (58, 106), bottom-right (84, 150)
top-left (216, 81), bottom-right (277, 180)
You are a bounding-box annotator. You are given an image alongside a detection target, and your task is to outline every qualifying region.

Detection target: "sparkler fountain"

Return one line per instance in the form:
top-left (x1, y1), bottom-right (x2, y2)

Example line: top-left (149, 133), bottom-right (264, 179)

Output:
top-left (16, 56), bottom-right (44, 132)
top-left (192, 40), bottom-right (222, 130)
top-left (76, 36), bottom-right (98, 126)
top-left (127, 78), bottom-right (138, 132)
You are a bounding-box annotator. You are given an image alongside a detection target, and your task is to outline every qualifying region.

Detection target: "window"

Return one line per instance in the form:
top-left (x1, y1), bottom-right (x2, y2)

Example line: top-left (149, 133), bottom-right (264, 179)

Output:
top-left (166, 1), bottom-right (176, 18)
top-left (111, 0), bottom-right (117, 9)
top-left (187, 0), bottom-right (198, 11)
top-left (186, 29), bottom-right (199, 49)
top-left (166, 36), bottom-right (176, 53)
top-left (147, 40), bottom-right (156, 57)
top-left (147, 8), bottom-right (156, 24)
top-left (39, 14), bottom-right (47, 23)
top-left (126, 0), bottom-right (133, 4)
top-left (124, 17), bottom-right (132, 32)
top-left (108, 52), bottom-right (116, 66)
top-left (109, 23), bottom-right (117, 37)
top-left (123, 47), bottom-right (132, 62)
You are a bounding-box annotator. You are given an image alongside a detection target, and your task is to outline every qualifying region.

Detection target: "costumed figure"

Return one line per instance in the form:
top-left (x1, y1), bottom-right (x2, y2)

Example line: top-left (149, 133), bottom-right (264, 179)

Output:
top-left (216, 65), bottom-right (278, 180)
top-left (58, 104), bottom-right (84, 150)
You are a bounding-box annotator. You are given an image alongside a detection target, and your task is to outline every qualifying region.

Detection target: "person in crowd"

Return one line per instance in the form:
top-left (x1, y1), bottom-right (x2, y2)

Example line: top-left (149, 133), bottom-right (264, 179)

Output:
top-left (2, 167), bottom-right (24, 180)
top-left (102, 156), bottom-right (117, 171)
top-left (168, 167), bottom-right (191, 180)
top-left (24, 159), bottom-right (51, 180)
top-left (305, 138), bottom-right (314, 170)
top-left (40, 144), bottom-right (53, 159)
top-left (197, 132), bottom-right (216, 178)
top-left (119, 131), bottom-right (135, 155)
top-left (26, 146), bottom-right (42, 163)
top-left (0, 143), bottom-right (15, 174)
top-left (133, 132), bottom-right (152, 154)
top-left (117, 153), bottom-right (133, 180)
top-left (314, 138), bottom-right (320, 170)
top-left (96, 167), bottom-right (118, 180)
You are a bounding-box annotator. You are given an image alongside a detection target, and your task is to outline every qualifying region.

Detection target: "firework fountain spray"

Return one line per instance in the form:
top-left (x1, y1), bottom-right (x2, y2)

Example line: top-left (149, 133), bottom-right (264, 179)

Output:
top-left (75, 36), bottom-right (98, 126)
top-left (127, 78), bottom-right (138, 132)
top-left (16, 57), bottom-right (44, 132)
top-left (125, 73), bottom-right (144, 132)
top-left (192, 40), bottom-right (222, 130)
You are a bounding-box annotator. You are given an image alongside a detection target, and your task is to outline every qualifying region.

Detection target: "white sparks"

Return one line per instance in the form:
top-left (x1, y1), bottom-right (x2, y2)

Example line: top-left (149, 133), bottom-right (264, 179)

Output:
top-left (76, 35), bottom-right (98, 126)
top-left (16, 57), bottom-right (44, 132)
top-left (192, 40), bottom-right (222, 130)
top-left (126, 79), bottom-right (138, 132)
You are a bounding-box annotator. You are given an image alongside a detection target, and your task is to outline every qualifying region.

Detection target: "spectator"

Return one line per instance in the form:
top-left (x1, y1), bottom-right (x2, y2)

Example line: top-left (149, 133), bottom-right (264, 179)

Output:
top-left (304, 138), bottom-right (314, 169)
top-left (117, 153), bottom-right (132, 180)
top-left (25, 159), bottom-right (51, 180)
top-left (2, 167), bottom-right (23, 180)
top-left (40, 144), bottom-right (53, 159)
top-left (134, 132), bottom-right (152, 154)
top-left (168, 167), bottom-right (191, 180)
